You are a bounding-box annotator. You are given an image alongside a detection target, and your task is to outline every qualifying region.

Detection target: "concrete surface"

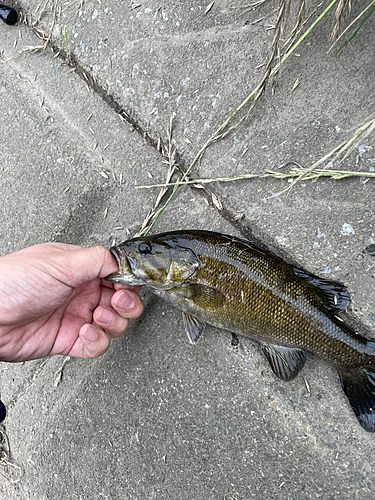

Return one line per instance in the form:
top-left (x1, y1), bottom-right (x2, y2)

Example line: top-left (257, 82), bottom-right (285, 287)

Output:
top-left (0, 0), bottom-right (374, 498)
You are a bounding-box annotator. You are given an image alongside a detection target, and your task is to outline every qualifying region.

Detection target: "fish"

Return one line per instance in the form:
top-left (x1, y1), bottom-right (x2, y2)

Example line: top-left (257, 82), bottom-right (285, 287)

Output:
top-left (105, 230), bottom-right (375, 432)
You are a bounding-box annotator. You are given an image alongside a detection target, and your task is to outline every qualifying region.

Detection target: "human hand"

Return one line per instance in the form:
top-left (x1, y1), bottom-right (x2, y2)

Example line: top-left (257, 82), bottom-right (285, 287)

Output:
top-left (0, 243), bottom-right (143, 362)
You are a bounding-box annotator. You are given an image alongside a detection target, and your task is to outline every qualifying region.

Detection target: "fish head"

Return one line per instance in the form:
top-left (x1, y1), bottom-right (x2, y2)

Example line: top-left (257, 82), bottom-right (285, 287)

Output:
top-left (105, 235), bottom-right (200, 290)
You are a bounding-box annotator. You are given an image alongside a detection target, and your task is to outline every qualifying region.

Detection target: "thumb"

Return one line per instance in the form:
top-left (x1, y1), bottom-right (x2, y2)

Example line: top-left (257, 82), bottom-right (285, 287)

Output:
top-left (62, 246), bottom-right (118, 286)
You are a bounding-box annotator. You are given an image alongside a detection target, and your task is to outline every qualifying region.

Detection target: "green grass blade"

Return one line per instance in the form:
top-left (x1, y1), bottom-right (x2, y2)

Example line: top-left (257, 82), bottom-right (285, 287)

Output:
top-left (269, 344), bottom-right (289, 367)
top-left (337, 1), bottom-right (375, 53)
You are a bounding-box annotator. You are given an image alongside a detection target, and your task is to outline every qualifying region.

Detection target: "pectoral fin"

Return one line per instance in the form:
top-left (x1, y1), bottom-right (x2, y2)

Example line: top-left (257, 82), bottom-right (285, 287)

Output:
top-left (182, 313), bottom-right (206, 345)
top-left (262, 344), bottom-right (306, 381)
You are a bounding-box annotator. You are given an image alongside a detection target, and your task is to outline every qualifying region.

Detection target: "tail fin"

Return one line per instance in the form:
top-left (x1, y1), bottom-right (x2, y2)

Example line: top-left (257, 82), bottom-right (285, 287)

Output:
top-left (339, 370), bottom-right (375, 432)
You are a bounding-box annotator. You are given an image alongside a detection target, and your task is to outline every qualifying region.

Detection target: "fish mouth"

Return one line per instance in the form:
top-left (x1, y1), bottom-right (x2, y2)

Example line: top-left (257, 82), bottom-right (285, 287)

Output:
top-left (105, 246), bottom-right (145, 285)
top-left (110, 246), bottom-right (127, 271)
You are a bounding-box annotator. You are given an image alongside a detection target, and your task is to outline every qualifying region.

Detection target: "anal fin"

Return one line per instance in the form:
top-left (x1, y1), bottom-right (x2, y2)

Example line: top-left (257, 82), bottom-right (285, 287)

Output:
top-left (182, 313), bottom-right (206, 345)
top-left (262, 344), bottom-right (306, 382)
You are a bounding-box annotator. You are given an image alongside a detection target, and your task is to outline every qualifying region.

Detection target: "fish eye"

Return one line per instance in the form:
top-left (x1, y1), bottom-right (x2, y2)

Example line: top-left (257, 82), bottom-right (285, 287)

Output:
top-left (138, 242), bottom-right (152, 255)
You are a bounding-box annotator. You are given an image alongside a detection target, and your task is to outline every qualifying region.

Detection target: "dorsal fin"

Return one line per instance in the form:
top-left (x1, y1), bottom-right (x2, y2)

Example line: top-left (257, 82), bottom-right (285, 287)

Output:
top-left (292, 267), bottom-right (350, 311)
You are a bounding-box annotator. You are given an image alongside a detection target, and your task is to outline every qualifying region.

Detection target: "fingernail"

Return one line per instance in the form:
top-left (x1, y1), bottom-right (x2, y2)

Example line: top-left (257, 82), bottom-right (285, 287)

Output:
top-left (97, 307), bottom-right (115, 325)
top-left (84, 325), bottom-right (99, 342)
top-left (115, 291), bottom-right (134, 311)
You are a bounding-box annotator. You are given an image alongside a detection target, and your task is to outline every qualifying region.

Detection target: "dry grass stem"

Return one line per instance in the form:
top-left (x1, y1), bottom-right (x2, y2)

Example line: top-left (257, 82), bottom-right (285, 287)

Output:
top-left (136, 118), bottom-right (375, 195)
top-left (61, 0), bottom-right (84, 14)
top-left (0, 429), bottom-right (21, 483)
top-left (283, 0), bottom-right (306, 48)
top-left (233, 0), bottom-right (269, 19)
top-left (32, 0), bottom-right (51, 26)
top-left (5, 45), bottom-right (45, 62)
top-left (147, 111), bottom-right (372, 218)
top-left (8, 0), bottom-right (59, 61)
top-left (135, 167), bottom-right (375, 191)
top-left (274, 118), bottom-right (375, 196)
top-left (136, 116), bottom-right (179, 237)
top-left (54, 356), bottom-right (71, 387)
top-left (332, 0), bottom-right (351, 40)
top-left (226, 0), bottom-right (294, 137)
top-left (329, 0), bottom-right (375, 52)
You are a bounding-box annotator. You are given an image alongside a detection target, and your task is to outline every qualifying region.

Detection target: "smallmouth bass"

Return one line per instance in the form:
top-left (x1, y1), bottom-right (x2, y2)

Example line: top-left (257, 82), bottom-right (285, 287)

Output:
top-left (105, 230), bottom-right (375, 432)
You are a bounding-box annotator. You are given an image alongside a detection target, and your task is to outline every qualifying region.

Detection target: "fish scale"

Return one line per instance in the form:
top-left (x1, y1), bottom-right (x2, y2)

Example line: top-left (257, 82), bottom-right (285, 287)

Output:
top-left (105, 230), bottom-right (375, 432)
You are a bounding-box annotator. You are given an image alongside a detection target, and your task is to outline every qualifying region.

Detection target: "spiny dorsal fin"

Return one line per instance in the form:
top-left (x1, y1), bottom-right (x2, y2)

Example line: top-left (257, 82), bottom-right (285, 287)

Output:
top-left (292, 267), bottom-right (350, 311)
top-left (262, 344), bottom-right (306, 382)
top-left (182, 313), bottom-right (206, 345)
